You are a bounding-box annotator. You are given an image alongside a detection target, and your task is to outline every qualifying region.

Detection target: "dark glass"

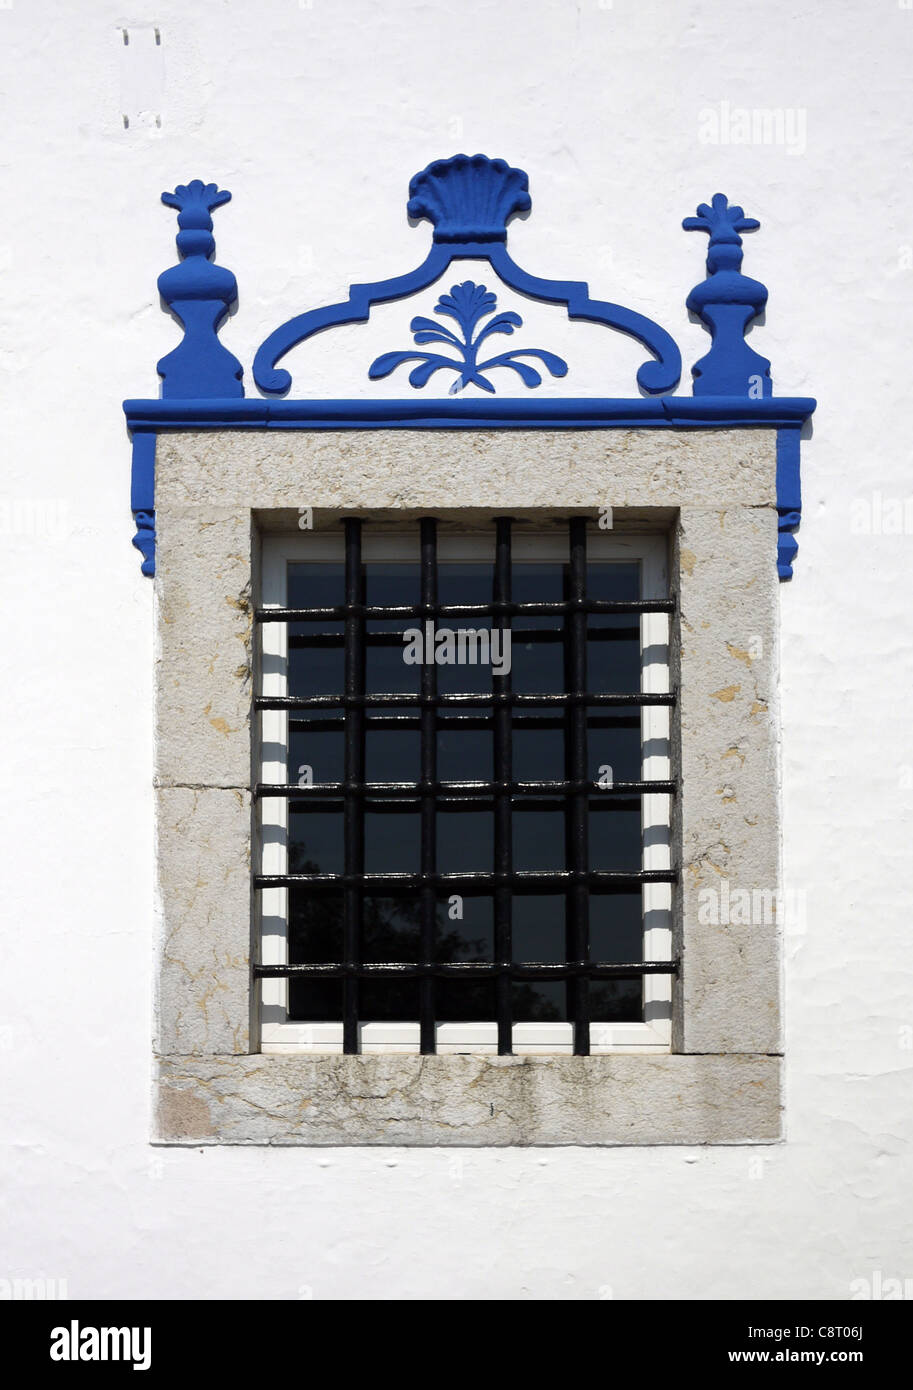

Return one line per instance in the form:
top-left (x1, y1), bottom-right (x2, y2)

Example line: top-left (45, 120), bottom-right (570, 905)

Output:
top-left (587, 713), bottom-right (642, 784)
top-left (512, 895), bottom-right (565, 963)
top-left (512, 980), bottom-right (567, 1021)
top-left (510, 562), bottom-right (565, 694)
top-left (287, 622), bottom-right (344, 698)
top-left (288, 804), bottom-right (343, 874)
top-left (587, 562), bottom-right (641, 695)
top-left (587, 561), bottom-right (640, 603)
top-left (364, 810), bottom-right (420, 874)
top-left (589, 797), bottom-right (642, 872)
top-left (437, 561), bottom-right (493, 608)
top-left (437, 809), bottom-right (494, 872)
top-left (436, 980), bottom-right (497, 1023)
top-left (513, 806), bottom-right (565, 871)
top-left (287, 563), bottom-right (346, 698)
top-left (364, 562), bottom-right (418, 608)
top-left (287, 888), bottom-right (343, 1020)
top-left (435, 647), bottom-right (494, 695)
top-left (437, 722), bottom-right (493, 781)
top-left (434, 896), bottom-right (493, 962)
top-left (288, 562), bottom-right (345, 610)
top-left (288, 980), bottom-right (343, 1021)
top-left (365, 564), bottom-right (420, 695)
top-left (288, 711), bottom-right (344, 785)
top-left (366, 619), bottom-right (420, 695)
top-left (366, 713), bottom-right (420, 783)
top-left (359, 895), bottom-right (421, 1021)
top-left (589, 890), bottom-right (643, 962)
top-left (289, 888), bottom-right (343, 962)
top-left (360, 979), bottom-right (421, 1022)
top-left (513, 709), bottom-right (564, 781)
top-left (362, 895), bottom-right (421, 962)
top-left (589, 979), bottom-right (642, 1022)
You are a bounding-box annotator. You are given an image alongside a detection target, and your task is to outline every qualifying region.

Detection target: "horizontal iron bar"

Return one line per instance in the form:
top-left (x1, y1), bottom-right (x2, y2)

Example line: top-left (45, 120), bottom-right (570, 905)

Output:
top-left (255, 869), bottom-right (675, 888)
top-left (257, 599), bottom-right (675, 621)
top-left (258, 692), bottom-right (675, 709)
top-left (254, 960), bottom-right (678, 978)
top-left (287, 625), bottom-right (639, 647)
top-left (287, 713), bottom-right (642, 730)
top-left (257, 779), bottom-right (675, 797)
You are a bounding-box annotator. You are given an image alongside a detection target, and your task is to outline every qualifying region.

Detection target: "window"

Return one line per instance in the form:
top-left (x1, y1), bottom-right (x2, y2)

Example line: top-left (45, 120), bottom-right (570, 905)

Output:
top-left (256, 519), bottom-right (674, 1055)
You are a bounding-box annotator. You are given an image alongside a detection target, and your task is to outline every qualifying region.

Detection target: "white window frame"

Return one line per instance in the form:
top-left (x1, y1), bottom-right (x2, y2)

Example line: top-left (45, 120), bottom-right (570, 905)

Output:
top-left (258, 526), bottom-right (671, 1055)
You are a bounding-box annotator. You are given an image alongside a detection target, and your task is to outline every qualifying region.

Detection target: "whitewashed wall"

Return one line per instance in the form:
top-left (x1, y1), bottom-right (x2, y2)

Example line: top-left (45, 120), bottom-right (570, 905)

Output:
top-left (1, 0), bottom-right (911, 1300)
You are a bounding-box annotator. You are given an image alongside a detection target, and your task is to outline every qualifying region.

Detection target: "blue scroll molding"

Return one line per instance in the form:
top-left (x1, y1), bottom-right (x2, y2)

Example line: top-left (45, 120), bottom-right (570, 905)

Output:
top-left (126, 156), bottom-right (814, 579)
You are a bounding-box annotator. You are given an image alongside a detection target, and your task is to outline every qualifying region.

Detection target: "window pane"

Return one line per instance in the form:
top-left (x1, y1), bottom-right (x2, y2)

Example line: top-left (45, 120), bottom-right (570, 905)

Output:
top-left (435, 896), bottom-right (493, 962)
top-left (589, 797), bottom-right (642, 872)
top-left (588, 713), bottom-right (641, 784)
top-left (437, 721), bottom-right (493, 781)
top-left (288, 804), bottom-right (343, 874)
top-left (288, 562), bottom-right (344, 609)
top-left (511, 562), bottom-right (564, 693)
top-left (513, 895), bottom-right (565, 963)
top-left (288, 889), bottom-right (343, 1021)
top-left (587, 562), bottom-right (641, 694)
top-left (436, 980), bottom-right (497, 1022)
top-left (288, 622), bottom-right (344, 698)
top-left (365, 564), bottom-right (419, 694)
top-left (366, 714), bottom-right (420, 782)
top-left (589, 890), bottom-right (643, 961)
top-left (288, 712), bottom-right (343, 785)
top-left (512, 980), bottom-right (567, 1021)
top-left (437, 809), bottom-right (494, 872)
top-left (366, 619), bottom-right (419, 695)
top-left (364, 810), bottom-right (420, 873)
top-left (589, 979), bottom-right (642, 1022)
top-left (513, 708), bottom-right (563, 780)
top-left (513, 806), bottom-right (565, 871)
top-left (362, 895), bottom-right (421, 962)
top-left (438, 561), bottom-right (493, 607)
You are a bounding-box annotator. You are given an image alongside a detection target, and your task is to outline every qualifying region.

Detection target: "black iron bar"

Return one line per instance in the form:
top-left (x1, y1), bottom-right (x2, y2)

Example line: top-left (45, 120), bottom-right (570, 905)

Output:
top-left (257, 869), bottom-right (675, 889)
top-left (256, 960), bottom-right (679, 979)
top-left (493, 517), bottom-right (513, 1054)
top-left (260, 692), bottom-right (675, 709)
top-left (566, 518), bottom-right (590, 1056)
top-left (257, 599), bottom-right (674, 621)
top-left (257, 779), bottom-right (676, 798)
top-left (419, 518), bottom-right (437, 1053)
top-left (342, 518), bottom-right (364, 1054)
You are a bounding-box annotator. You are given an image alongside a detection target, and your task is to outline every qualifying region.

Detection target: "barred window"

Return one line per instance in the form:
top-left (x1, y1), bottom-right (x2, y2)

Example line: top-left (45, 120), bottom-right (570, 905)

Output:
top-left (256, 519), bottom-right (675, 1055)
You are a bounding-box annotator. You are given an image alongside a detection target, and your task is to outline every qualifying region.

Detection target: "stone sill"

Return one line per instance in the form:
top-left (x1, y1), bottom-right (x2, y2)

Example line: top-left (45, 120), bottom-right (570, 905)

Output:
top-left (154, 1052), bottom-right (782, 1147)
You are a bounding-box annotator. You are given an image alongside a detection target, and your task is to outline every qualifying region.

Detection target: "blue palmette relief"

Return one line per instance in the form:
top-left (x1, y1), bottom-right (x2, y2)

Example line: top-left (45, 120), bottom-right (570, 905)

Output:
top-left (368, 280), bottom-right (568, 393)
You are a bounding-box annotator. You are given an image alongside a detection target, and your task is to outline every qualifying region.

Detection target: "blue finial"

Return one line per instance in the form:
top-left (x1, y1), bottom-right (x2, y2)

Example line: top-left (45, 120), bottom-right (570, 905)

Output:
top-left (683, 193), bottom-right (770, 398)
top-left (407, 154), bottom-right (531, 243)
top-left (156, 180), bottom-right (243, 398)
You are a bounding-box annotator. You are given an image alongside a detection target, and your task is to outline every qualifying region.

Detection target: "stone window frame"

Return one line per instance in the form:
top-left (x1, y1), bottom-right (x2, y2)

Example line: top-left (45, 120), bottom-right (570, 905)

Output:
top-left (153, 426), bottom-right (782, 1147)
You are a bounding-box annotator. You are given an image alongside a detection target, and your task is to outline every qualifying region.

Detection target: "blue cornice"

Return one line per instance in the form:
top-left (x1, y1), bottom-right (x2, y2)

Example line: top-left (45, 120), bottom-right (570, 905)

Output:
top-left (124, 395), bottom-right (815, 431)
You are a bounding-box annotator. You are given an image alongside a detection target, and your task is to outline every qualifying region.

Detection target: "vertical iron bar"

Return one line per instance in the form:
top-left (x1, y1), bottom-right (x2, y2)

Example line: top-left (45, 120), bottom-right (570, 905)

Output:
top-left (567, 518), bottom-right (590, 1055)
top-left (343, 518), bottom-right (365, 1054)
top-left (493, 517), bottom-right (513, 1055)
top-left (419, 518), bottom-right (438, 1054)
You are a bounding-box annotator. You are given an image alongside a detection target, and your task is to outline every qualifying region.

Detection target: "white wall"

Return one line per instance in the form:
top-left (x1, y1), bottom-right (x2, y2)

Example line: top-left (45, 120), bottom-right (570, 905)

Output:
top-left (1, 0), bottom-right (911, 1299)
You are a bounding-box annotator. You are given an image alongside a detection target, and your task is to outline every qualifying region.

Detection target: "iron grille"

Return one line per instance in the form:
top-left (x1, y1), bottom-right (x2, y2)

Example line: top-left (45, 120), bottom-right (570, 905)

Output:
top-left (254, 517), bottom-right (678, 1055)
